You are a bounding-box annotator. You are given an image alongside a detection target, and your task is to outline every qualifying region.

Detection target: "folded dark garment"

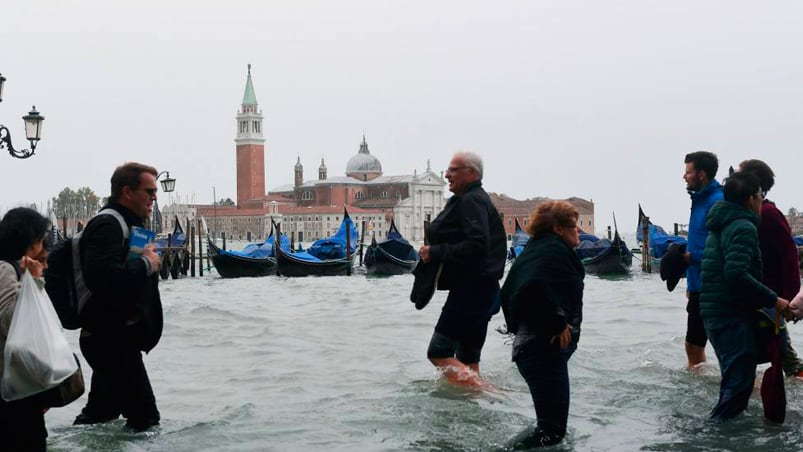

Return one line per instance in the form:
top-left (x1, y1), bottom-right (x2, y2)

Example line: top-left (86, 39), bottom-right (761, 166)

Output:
top-left (659, 243), bottom-right (687, 292)
top-left (410, 261), bottom-right (443, 310)
top-left (761, 334), bottom-right (786, 423)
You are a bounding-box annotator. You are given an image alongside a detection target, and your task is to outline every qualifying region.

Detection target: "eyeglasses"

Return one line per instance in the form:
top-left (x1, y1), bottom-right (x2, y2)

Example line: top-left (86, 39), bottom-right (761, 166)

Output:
top-left (142, 188), bottom-right (158, 196)
top-left (445, 166), bottom-right (469, 174)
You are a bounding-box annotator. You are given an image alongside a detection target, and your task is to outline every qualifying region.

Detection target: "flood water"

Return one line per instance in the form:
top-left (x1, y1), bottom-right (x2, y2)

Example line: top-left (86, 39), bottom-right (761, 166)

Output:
top-left (42, 263), bottom-right (803, 451)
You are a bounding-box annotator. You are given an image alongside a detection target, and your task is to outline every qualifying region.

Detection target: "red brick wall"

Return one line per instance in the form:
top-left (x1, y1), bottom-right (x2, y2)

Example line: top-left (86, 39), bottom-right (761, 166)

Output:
top-left (237, 144), bottom-right (265, 207)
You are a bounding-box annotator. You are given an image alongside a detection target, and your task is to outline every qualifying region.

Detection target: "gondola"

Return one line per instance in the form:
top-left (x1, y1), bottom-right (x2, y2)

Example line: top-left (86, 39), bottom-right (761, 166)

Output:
top-left (578, 229), bottom-right (633, 274)
top-left (364, 218), bottom-right (418, 275)
top-left (208, 226), bottom-right (290, 278)
top-left (636, 204), bottom-right (686, 267)
top-left (508, 217), bottom-right (530, 261)
top-left (274, 209), bottom-right (359, 277)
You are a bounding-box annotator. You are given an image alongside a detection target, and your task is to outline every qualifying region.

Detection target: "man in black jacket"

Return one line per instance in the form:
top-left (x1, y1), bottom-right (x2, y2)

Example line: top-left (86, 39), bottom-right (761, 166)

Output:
top-left (73, 162), bottom-right (163, 431)
top-left (418, 151), bottom-right (506, 386)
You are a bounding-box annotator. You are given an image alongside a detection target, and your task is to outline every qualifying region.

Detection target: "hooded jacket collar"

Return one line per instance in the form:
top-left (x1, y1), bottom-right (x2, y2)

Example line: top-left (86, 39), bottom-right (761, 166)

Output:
top-left (705, 199), bottom-right (759, 233)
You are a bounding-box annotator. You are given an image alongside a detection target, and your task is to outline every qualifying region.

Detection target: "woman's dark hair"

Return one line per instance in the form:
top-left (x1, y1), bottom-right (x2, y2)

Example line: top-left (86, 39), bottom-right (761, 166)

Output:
top-left (739, 159), bottom-right (775, 193)
top-left (723, 172), bottom-right (761, 206)
top-left (0, 208), bottom-right (51, 261)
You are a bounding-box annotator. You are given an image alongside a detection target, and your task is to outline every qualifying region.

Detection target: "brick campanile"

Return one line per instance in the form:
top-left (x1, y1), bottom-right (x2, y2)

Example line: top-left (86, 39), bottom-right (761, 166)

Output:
top-left (235, 64), bottom-right (266, 207)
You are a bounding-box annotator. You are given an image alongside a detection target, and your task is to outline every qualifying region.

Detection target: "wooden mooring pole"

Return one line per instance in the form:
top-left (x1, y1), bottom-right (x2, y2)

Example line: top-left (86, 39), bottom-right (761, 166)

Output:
top-left (190, 225), bottom-right (196, 277)
top-left (197, 219), bottom-right (204, 277)
top-left (641, 215), bottom-right (652, 273)
top-left (359, 220), bottom-right (366, 266)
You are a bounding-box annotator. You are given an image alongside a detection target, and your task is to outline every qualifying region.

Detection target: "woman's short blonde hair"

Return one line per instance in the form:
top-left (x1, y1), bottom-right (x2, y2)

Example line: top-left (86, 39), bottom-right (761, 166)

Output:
top-left (526, 200), bottom-right (579, 236)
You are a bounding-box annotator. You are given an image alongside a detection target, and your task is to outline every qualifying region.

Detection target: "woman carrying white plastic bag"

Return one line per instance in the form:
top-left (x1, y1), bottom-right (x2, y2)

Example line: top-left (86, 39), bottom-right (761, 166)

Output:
top-left (2, 269), bottom-right (79, 401)
top-left (0, 208), bottom-right (64, 451)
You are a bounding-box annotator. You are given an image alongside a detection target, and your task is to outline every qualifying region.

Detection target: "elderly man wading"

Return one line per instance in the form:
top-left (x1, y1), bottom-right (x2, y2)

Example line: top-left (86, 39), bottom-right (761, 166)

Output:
top-left (417, 151), bottom-right (506, 387)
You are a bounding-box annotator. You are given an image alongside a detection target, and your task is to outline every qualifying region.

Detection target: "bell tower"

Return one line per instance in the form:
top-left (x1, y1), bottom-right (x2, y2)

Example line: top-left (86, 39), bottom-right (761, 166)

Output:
top-left (235, 64), bottom-right (266, 208)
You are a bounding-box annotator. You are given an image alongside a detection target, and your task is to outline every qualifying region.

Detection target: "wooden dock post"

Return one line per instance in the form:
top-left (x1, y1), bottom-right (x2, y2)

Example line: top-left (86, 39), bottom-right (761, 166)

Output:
top-left (359, 220), bottom-right (366, 266)
top-left (190, 225), bottom-right (196, 277)
top-left (197, 219), bottom-right (204, 277)
top-left (346, 222), bottom-right (352, 276)
top-left (641, 215), bottom-right (651, 273)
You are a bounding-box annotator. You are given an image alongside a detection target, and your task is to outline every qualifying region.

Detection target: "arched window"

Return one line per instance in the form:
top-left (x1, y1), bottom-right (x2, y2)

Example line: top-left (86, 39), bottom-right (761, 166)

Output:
top-left (355, 191), bottom-right (363, 200)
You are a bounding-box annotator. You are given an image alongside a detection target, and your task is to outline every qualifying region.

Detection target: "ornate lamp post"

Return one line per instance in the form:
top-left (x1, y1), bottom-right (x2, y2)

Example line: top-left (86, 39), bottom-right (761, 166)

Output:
top-left (152, 171), bottom-right (176, 234)
top-left (157, 171), bottom-right (176, 193)
top-left (0, 74), bottom-right (45, 159)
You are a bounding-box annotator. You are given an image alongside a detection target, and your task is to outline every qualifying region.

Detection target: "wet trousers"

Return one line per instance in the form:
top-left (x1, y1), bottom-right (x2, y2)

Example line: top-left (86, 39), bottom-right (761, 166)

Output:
top-left (0, 396), bottom-right (47, 451)
top-left (78, 332), bottom-right (160, 430)
top-left (704, 315), bottom-right (757, 421)
top-left (514, 339), bottom-right (577, 445)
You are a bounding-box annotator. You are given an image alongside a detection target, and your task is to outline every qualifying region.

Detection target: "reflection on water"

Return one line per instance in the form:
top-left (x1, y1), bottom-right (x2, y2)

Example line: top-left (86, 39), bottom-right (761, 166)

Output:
top-left (42, 269), bottom-right (803, 451)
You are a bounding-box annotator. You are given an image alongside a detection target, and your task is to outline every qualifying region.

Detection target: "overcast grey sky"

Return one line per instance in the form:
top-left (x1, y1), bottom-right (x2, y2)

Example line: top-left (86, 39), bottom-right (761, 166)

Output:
top-left (3, 1), bottom-right (803, 234)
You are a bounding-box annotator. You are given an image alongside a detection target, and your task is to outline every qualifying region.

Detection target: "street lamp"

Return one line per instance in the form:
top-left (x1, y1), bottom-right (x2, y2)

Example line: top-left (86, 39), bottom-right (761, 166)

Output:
top-left (0, 74), bottom-right (45, 159)
top-left (156, 171), bottom-right (176, 193)
top-left (152, 171), bottom-right (176, 235)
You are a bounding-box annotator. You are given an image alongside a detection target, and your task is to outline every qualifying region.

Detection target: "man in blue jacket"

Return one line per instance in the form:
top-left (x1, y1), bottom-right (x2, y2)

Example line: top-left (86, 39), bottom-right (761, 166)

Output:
top-left (683, 151), bottom-right (723, 368)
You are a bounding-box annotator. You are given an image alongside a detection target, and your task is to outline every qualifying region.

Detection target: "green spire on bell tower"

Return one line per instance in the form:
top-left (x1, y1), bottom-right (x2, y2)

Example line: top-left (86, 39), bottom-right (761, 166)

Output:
top-left (242, 63), bottom-right (258, 106)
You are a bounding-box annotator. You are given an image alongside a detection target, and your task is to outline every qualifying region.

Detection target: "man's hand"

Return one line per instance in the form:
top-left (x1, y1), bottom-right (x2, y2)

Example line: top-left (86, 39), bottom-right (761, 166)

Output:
top-left (142, 244), bottom-right (161, 274)
top-left (418, 245), bottom-right (431, 263)
top-left (776, 297), bottom-right (790, 316)
top-left (550, 325), bottom-right (572, 349)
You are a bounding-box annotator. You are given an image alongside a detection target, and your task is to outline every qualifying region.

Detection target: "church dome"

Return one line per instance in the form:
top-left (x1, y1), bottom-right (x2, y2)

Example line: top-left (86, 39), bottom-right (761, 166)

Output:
top-left (346, 135), bottom-right (382, 180)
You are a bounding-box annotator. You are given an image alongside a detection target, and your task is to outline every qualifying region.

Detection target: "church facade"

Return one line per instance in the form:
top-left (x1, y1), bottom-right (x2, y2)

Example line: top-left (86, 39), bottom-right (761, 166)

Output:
top-left (162, 65), bottom-right (594, 244)
top-left (164, 65), bottom-right (446, 243)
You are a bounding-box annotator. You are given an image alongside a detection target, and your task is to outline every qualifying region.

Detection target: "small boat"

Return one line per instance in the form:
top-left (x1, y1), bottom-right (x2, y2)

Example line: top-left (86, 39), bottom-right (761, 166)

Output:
top-left (274, 209), bottom-right (358, 277)
top-left (155, 218), bottom-right (189, 279)
top-left (508, 217), bottom-right (530, 261)
top-left (578, 229), bottom-right (633, 274)
top-left (364, 218), bottom-right (418, 275)
top-left (208, 226), bottom-right (291, 278)
top-left (636, 204), bottom-right (686, 266)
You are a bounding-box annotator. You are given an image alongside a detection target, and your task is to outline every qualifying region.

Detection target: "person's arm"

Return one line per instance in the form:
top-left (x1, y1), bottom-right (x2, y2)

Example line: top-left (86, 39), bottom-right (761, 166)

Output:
top-left (518, 267), bottom-right (574, 339)
top-left (82, 218), bottom-right (150, 305)
top-left (789, 287), bottom-right (803, 319)
top-left (0, 263), bottom-right (20, 341)
top-left (430, 194), bottom-right (489, 263)
top-left (721, 223), bottom-right (777, 308)
top-left (758, 206), bottom-right (799, 298)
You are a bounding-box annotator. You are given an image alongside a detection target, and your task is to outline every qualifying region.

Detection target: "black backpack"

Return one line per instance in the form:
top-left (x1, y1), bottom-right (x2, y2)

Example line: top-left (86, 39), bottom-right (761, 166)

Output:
top-left (45, 209), bottom-right (129, 329)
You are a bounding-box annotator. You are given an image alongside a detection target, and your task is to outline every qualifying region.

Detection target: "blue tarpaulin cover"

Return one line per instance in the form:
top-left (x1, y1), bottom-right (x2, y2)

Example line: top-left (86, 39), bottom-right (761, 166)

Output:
top-left (636, 207), bottom-right (687, 258)
top-left (286, 214), bottom-right (359, 263)
top-left (220, 233), bottom-right (291, 259)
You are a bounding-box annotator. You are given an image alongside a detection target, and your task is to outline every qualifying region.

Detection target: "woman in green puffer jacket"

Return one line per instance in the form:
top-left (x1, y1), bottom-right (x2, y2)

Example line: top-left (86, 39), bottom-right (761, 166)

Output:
top-left (700, 171), bottom-right (790, 421)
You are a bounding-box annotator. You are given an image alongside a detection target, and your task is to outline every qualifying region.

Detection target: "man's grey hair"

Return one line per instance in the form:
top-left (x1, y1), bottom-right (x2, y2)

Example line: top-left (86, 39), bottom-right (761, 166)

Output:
top-left (454, 151), bottom-right (483, 179)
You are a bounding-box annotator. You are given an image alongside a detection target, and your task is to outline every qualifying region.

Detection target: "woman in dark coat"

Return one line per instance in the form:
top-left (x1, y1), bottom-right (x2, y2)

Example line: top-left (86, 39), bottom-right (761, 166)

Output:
top-left (500, 200), bottom-right (584, 449)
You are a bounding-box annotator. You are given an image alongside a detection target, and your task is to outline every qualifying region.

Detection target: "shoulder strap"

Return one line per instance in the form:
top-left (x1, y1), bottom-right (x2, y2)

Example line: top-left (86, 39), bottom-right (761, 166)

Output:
top-left (96, 209), bottom-right (130, 240)
top-left (72, 208), bottom-right (130, 312)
